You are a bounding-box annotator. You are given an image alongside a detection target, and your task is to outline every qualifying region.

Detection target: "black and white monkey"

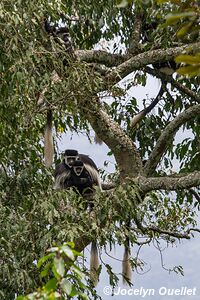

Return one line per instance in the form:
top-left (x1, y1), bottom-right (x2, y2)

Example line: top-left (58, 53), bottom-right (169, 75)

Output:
top-left (64, 160), bottom-right (94, 196)
top-left (54, 149), bottom-right (79, 190)
top-left (54, 149), bottom-right (101, 191)
top-left (54, 149), bottom-right (101, 286)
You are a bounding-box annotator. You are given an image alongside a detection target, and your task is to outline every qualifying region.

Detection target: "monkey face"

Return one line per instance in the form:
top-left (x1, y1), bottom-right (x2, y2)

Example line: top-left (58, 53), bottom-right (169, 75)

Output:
top-left (73, 165), bottom-right (84, 176)
top-left (65, 156), bottom-right (80, 167)
top-left (72, 160), bottom-right (84, 176)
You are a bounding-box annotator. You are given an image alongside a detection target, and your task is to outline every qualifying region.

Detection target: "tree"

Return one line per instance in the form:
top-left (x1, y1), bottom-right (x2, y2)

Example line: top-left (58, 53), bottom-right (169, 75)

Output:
top-left (0, 0), bottom-right (200, 299)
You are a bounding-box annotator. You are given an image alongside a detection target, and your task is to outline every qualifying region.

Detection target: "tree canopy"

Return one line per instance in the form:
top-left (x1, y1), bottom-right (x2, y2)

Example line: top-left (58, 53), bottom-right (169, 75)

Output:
top-left (0, 0), bottom-right (200, 299)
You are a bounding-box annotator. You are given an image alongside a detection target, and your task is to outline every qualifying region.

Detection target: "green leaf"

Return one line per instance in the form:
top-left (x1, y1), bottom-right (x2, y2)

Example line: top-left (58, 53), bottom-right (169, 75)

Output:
top-left (54, 257), bottom-right (65, 277)
top-left (175, 54), bottom-right (200, 64)
top-left (66, 241), bottom-right (75, 248)
top-left (177, 65), bottom-right (200, 76)
top-left (68, 285), bottom-right (79, 297)
top-left (116, 0), bottom-right (130, 7)
top-left (177, 22), bottom-right (193, 37)
top-left (78, 292), bottom-right (89, 300)
top-left (60, 278), bottom-right (72, 295)
top-left (37, 253), bottom-right (54, 269)
top-left (45, 278), bottom-right (57, 292)
top-left (71, 265), bottom-right (85, 279)
top-left (40, 262), bottom-right (52, 278)
top-left (60, 245), bottom-right (75, 260)
top-left (15, 71), bottom-right (24, 81)
top-left (52, 264), bottom-right (60, 280)
top-left (166, 12), bottom-right (197, 25)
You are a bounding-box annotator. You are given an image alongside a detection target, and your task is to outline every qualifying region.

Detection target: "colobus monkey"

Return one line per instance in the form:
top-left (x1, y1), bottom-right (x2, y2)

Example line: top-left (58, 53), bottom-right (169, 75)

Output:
top-left (65, 160), bottom-right (94, 196)
top-left (44, 20), bottom-right (74, 56)
top-left (54, 149), bottom-right (79, 189)
top-left (54, 149), bottom-right (101, 285)
top-left (54, 149), bottom-right (101, 190)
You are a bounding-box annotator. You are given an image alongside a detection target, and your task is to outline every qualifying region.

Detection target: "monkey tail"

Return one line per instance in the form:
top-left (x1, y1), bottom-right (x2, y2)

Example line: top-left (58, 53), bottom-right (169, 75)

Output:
top-left (122, 216), bottom-right (132, 284)
top-left (122, 237), bottom-right (132, 284)
top-left (90, 241), bottom-right (99, 286)
top-left (44, 110), bottom-right (54, 168)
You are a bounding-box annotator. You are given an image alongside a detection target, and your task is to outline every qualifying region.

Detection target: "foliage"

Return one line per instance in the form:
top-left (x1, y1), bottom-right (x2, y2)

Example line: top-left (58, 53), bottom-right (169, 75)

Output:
top-left (0, 0), bottom-right (200, 299)
top-left (16, 243), bottom-right (91, 300)
top-left (157, 0), bottom-right (200, 76)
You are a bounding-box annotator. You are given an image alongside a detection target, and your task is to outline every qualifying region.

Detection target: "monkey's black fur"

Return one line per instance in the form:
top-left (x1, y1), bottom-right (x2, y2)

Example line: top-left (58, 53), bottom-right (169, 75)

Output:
top-left (54, 149), bottom-right (101, 191)
top-left (65, 160), bottom-right (94, 196)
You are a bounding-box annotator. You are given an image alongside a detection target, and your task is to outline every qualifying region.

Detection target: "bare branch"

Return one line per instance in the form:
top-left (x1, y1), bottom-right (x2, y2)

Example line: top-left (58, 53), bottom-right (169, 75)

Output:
top-left (75, 49), bottom-right (125, 67)
top-left (187, 228), bottom-right (200, 234)
top-left (146, 226), bottom-right (191, 239)
top-left (145, 66), bottom-right (200, 103)
top-left (135, 171), bottom-right (200, 192)
top-left (130, 84), bottom-right (164, 128)
top-left (144, 104), bottom-right (200, 176)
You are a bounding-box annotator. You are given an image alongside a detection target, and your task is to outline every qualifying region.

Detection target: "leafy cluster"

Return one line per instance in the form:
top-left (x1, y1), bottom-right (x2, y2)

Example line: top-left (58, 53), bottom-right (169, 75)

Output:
top-left (16, 243), bottom-right (94, 300)
top-left (158, 0), bottom-right (200, 75)
top-left (0, 0), bottom-right (200, 299)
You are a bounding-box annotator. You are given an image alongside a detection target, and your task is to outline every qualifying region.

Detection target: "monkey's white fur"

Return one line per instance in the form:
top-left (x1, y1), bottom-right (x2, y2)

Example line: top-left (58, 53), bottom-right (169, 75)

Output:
top-left (44, 125), bottom-right (54, 168)
top-left (84, 163), bottom-right (102, 189)
top-left (90, 241), bottom-right (99, 286)
top-left (53, 169), bottom-right (71, 189)
top-left (122, 246), bottom-right (132, 284)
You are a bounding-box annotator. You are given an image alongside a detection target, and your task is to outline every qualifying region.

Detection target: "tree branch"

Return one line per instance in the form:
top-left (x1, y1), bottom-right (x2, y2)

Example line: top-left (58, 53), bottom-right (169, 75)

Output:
top-left (128, 13), bottom-right (143, 55)
top-left (187, 228), bottom-right (200, 234)
top-left (135, 171), bottom-right (200, 192)
top-left (77, 96), bottom-right (143, 179)
top-left (75, 49), bottom-right (125, 67)
top-left (142, 226), bottom-right (191, 240)
top-left (130, 84), bottom-right (164, 128)
top-left (105, 42), bottom-right (200, 84)
top-left (101, 182), bottom-right (116, 190)
top-left (88, 63), bottom-right (110, 76)
top-left (73, 178), bottom-right (200, 256)
top-left (144, 104), bottom-right (200, 176)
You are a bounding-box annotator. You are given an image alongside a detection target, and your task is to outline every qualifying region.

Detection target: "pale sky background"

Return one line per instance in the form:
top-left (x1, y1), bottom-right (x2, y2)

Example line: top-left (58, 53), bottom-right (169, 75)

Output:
top-left (57, 75), bottom-right (200, 299)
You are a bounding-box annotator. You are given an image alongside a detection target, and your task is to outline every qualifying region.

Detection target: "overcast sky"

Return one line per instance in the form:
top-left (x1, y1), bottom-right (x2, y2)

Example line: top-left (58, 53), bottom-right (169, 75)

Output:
top-left (57, 75), bottom-right (200, 299)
